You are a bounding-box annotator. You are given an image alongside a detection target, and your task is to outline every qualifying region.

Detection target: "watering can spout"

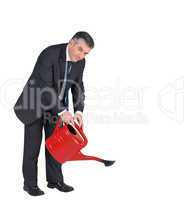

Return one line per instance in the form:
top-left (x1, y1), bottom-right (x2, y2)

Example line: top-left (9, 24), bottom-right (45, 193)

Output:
top-left (102, 160), bottom-right (116, 167)
top-left (71, 151), bottom-right (115, 167)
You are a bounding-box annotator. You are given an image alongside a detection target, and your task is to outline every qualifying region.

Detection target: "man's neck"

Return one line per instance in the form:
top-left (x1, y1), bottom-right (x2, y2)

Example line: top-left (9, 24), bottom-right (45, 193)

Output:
top-left (66, 44), bottom-right (71, 61)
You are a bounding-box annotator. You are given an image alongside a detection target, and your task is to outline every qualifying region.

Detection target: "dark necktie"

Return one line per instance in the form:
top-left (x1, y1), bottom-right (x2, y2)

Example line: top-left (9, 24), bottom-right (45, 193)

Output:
top-left (58, 61), bottom-right (72, 109)
top-left (63, 61), bottom-right (72, 108)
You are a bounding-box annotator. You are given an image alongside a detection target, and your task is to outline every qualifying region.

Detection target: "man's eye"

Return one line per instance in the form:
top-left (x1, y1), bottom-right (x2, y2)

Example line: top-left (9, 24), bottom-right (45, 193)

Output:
top-left (78, 47), bottom-right (83, 52)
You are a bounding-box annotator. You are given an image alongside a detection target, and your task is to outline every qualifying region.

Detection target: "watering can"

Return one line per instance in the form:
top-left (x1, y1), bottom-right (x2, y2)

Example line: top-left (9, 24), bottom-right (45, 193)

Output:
top-left (45, 117), bottom-right (115, 166)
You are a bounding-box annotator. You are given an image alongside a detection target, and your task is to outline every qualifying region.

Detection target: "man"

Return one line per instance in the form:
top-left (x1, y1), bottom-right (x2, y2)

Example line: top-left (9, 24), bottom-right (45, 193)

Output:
top-left (14, 31), bottom-right (94, 196)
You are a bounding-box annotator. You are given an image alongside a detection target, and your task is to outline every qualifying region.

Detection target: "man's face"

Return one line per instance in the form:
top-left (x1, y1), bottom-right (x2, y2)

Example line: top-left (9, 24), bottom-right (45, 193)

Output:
top-left (68, 38), bottom-right (92, 62)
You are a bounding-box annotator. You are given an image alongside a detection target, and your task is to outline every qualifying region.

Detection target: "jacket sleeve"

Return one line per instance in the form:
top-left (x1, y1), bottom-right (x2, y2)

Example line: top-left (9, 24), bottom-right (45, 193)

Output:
top-left (71, 59), bottom-right (85, 113)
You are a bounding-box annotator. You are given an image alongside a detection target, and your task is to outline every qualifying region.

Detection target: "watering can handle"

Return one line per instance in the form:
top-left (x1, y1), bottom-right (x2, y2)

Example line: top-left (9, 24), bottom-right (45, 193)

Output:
top-left (55, 117), bottom-right (88, 143)
top-left (56, 117), bottom-right (84, 133)
top-left (56, 114), bottom-right (81, 128)
top-left (72, 121), bottom-right (88, 142)
top-left (56, 115), bottom-right (76, 128)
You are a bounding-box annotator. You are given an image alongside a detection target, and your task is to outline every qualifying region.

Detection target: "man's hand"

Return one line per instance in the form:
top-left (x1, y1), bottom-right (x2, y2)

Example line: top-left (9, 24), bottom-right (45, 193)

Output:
top-left (74, 112), bottom-right (83, 128)
top-left (60, 111), bottom-right (74, 124)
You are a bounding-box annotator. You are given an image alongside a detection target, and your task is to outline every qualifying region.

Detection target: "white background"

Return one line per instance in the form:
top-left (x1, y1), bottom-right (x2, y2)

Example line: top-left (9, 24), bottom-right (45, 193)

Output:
top-left (0, 0), bottom-right (184, 199)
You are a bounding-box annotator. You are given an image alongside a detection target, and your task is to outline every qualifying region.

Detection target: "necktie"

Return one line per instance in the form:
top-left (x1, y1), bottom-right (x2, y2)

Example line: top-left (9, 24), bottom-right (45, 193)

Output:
top-left (63, 61), bottom-right (72, 108)
top-left (58, 61), bottom-right (72, 109)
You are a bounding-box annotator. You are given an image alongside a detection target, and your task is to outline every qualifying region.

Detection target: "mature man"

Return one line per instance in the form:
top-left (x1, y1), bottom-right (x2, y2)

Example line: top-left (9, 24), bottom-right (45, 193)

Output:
top-left (14, 31), bottom-right (94, 196)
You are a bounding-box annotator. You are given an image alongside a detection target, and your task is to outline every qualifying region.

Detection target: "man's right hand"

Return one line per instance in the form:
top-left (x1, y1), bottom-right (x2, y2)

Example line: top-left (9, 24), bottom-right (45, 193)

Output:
top-left (60, 111), bottom-right (74, 124)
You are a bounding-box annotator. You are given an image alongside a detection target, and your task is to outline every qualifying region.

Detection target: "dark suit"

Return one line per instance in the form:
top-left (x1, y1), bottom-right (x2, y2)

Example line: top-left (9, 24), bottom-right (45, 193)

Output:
top-left (14, 43), bottom-right (85, 186)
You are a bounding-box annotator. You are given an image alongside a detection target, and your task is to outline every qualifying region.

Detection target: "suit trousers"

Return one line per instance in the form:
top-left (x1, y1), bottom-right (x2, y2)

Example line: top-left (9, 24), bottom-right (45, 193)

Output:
top-left (22, 114), bottom-right (63, 187)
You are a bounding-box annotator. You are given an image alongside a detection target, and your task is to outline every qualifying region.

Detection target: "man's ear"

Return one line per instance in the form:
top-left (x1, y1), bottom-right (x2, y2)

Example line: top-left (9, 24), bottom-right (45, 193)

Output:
top-left (69, 39), bottom-right (75, 47)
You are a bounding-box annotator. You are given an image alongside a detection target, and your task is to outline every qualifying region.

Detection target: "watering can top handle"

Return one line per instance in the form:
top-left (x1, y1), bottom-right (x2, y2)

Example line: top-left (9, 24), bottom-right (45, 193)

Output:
top-left (69, 120), bottom-right (86, 135)
top-left (56, 117), bottom-right (86, 138)
top-left (64, 119), bottom-right (87, 141)
top-left (55, 117), bottom-right (77, 128)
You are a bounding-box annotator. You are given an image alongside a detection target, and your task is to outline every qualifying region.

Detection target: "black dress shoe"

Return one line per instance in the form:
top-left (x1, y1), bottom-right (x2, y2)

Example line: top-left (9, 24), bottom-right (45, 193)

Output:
top-left (23, 185), bottom-right (45, 196)
top-left (47, 182), bottom-right (74, 192)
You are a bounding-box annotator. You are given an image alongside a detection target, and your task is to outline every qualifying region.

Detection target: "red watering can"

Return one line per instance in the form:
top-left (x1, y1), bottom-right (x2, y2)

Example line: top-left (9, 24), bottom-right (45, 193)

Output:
top-left (45, 117), bottom-right (115, 167)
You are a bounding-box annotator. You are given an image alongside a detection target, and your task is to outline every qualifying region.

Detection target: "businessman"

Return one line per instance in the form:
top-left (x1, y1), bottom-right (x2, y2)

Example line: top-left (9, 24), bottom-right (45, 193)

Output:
top-left (14, 31), bottom-right (94, 196)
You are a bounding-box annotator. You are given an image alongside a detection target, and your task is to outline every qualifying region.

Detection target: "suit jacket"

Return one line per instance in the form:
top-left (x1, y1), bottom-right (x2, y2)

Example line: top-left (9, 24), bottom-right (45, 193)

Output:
top-left (14, 43), bottom-right (85, 125)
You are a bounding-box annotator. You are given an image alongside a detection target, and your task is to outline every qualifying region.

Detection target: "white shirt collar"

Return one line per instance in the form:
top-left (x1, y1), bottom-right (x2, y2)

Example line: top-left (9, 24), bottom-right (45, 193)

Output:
top-left (66, 44), bottom-right (71, 61)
